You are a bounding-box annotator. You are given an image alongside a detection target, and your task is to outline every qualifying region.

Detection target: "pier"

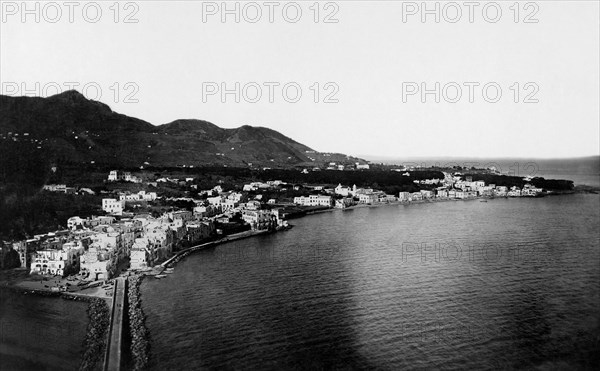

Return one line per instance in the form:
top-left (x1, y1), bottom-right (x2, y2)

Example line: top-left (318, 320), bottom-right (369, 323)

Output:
top-left (104, 276), bottom-right (127, 371)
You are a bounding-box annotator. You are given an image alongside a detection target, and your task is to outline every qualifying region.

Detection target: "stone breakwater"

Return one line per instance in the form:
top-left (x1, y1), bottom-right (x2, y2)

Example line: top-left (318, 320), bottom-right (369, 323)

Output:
top-left (128, 275), bottom-right (149, 371)
top-left (79, 297), bottom-right (110, 371)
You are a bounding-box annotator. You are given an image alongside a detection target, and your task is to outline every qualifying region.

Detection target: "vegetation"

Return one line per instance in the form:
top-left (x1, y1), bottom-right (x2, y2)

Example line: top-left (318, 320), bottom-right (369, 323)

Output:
top-left (0, 191), bottom-right (104, 241)
top-left (1, 249), bottom-right (21, 270)
top-left (465, 173), bottom-right (574, 191)
top-left (0, 157), bottom-right (576, 242)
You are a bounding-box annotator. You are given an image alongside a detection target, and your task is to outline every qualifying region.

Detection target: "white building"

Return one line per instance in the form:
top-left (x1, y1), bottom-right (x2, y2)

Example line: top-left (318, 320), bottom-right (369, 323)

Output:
top-left (30, 243), bottom-right (83, 276)
top-left (410, 192), bottom-right (423, 201)
top-left (108, 170), bottom-right (142, 183)
top-left (420, 190), bottom-right (433, 198)
top-left (67, 216), bottom-right (86, 230)
top-left (242, 210), bottom-right (274, 230)
top-left (222, 199), bottom-right (239, 211)
top-left (108, 170), bottom-right (119, 181)
top-left (130, 247), bottom-right (150, 270)
top-left (227, 192), bottom-right (243, 202)
top-left (102, 199), bottom-right (125, 215)
top-left (334, 184), bottom-right (355, 197)
top-left (43, 184), bottom-right (67, 192)
top-left (508, 189), bottom-right (522, 197)
top-left (80, 245), bottom-right (113, 281)
top-left (358, 193), bottom-right (378, 204)
top-left (335, 197), bottom-right (356, 209)
top-left (245, 200), bottom-right (262, 210)
top-left (119, 191), bottom-right (157, 202)
top-left (398, 192), bottom-right (411, 201)
top-left (207, 196), bottom-right (223, 208)
top-left (193, 205), bottom-right (218, 218)
top-left (293, 195), bottom-right (333, 207)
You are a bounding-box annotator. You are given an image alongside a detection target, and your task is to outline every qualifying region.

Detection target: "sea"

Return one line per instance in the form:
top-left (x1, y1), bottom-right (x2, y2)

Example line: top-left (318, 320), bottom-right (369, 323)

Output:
top-left (0, 289), bottom-right (89, 370)
top-left (0, 157), bottom-right (598, 370)
top-left (364, 156), bottom-right (600, 188)
top-left (140, 194), bottom-right (600, 370)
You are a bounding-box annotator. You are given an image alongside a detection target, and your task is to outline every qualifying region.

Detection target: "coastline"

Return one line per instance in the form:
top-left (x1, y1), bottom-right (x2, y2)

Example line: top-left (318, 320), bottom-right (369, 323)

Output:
top-left (155, 191), bottom-right (591, 273)
top-left (0, 283), bottom-right (110, 371)
top-left (142, 192), bottom-right (581, 277)
top-left (0, 191), bottom-right (591, 371)
top-left (160, 229), bottom-right (273, 269)
top-left (130, 191), bottom-right (600, 370)
top-left (2, 191), bottom-right (579, 294)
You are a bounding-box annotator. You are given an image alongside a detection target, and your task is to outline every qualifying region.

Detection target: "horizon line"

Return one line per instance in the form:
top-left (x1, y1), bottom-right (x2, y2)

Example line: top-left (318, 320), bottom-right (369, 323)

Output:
top-left (3, 91), bottom-right (599, 162)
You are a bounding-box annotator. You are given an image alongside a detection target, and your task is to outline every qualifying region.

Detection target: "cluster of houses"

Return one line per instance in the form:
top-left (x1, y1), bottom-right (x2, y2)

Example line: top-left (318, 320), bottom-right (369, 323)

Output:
top-left (107, 170), bottom-right (143, 183)
top-left (2, 169), bottom-right (546, 281)
top-left (292, 173), bottom-right (544, 209)
top-left (193, 185), bottom-right (288, 231)
top-left (101, 191), bottom-right (159, 215)
top-left (293, 184), bottom-right (397, 208)
top-left (322, 162), bottom-right (370, 171)
top-left (4, 213), bottom-right (213, 281)
top-left (4, 181), bottom-right (292, 280)
top-left (42, 184), bottom-right (96, 195)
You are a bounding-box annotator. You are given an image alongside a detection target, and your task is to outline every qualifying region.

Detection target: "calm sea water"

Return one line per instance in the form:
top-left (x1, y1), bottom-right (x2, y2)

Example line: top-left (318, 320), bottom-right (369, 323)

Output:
top-left (0, 288), bottom-right (89, 370)
top-left (141, 194), bottom-right (600, 370)
top-left (368, 156), bottom-right (600, 187)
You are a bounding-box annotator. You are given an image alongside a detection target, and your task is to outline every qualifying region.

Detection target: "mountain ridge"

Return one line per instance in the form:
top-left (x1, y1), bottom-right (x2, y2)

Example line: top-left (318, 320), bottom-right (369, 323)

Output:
top-left (0, 90), bottom-right (365, 169)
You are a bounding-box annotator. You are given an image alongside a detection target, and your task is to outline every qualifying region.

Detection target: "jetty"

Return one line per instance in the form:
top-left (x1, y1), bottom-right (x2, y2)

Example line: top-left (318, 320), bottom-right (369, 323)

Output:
top-left (104, 276), bottom-right (127, 371)
top-left (99, 228), bottom-right (289, 370)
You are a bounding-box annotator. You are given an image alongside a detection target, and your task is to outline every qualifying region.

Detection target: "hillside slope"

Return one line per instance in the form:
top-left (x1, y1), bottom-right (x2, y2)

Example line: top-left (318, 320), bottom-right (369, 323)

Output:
top-left (0, 91), bottom-right (363, 169)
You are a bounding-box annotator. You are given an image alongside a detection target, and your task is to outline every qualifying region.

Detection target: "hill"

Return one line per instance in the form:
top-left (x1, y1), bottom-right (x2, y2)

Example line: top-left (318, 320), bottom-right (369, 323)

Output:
top-left (0, 91), bottom-right (365, 170)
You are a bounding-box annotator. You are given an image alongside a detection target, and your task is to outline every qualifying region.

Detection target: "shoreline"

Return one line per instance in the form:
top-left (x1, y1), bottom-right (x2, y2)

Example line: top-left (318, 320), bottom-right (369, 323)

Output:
top-left (0, 284), bottom-right (110, 371)
top-left (1, 190), bottom-right (584, 294)
top-left (150, 191), bottom-right (583, 275)
top-left (0, 280), bottom-right (111, 302)
top-left (130, 190), bottom-right (596, 370)
top-left (0, 191), bottom-right (591, 371)
top-left (160, 229), bottom-right (273, 269)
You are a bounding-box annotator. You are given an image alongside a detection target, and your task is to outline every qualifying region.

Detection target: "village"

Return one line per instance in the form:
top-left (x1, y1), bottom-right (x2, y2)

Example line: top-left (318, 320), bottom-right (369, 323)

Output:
top-left (1, 169), bottom-right (545, 290)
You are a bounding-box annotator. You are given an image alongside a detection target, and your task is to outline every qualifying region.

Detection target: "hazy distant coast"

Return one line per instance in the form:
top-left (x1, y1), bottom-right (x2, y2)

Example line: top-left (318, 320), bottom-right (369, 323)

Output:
top-left (361, 155), bottom-right (600, 188)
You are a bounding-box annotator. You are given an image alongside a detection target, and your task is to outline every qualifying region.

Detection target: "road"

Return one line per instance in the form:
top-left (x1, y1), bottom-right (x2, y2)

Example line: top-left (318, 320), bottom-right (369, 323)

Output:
top-left (104, 276), bottom-right (126, 371)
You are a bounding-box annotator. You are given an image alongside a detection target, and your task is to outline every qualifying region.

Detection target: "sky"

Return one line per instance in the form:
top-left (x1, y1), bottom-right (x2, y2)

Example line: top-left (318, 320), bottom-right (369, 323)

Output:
top-left (1, 0), bottom-right (599, 159)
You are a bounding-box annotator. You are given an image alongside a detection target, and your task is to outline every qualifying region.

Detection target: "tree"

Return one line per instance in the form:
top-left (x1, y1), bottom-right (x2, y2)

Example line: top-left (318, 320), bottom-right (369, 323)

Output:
top-left (2, 249), bottom-right (21, 270)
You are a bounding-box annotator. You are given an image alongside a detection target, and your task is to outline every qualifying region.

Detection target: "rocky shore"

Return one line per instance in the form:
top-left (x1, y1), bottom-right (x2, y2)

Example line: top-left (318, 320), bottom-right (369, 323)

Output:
top-left (79, 297), bottom-right (110, 371)
top-left (128, 275), bottom-right (150, 371)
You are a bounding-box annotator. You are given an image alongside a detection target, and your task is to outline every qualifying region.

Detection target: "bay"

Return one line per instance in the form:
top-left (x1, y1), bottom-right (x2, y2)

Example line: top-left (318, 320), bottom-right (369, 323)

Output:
top-left (141, 194), bottom-right (600, 370)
